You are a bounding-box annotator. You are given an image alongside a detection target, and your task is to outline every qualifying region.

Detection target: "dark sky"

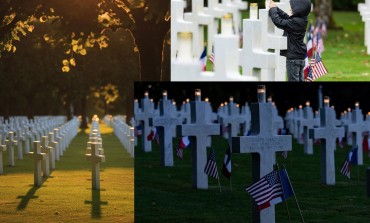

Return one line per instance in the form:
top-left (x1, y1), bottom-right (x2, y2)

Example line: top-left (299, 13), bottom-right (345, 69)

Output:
top-left (135, 82), bottom-right (370, 118)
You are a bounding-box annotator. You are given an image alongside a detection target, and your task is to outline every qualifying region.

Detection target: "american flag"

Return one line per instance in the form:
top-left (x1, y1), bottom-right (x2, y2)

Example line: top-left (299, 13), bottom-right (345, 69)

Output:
top-left (304, 33), bottom-right (313, 80)
top-left (222, 146), bottom-right (231, 179)
top-left (246, 170), bottom-right (285, 210)
top-left (340, 158), bottom-right (350, 179)
top-left (176, 136), bottom-right (190, 159)
top-left (209, 46), bottom-right (215, 70)
top-left (312, 51), bottom-right (328, 80)
top-left (204, 148), bottom-right (219, 179)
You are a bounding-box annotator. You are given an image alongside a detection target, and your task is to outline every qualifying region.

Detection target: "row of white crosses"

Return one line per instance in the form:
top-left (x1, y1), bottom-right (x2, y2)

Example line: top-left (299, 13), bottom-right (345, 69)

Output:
top-left (112, 116), bottom-right (135, 158)
top-left (0, 117), bottom-right (65, 169)
top-left (287, 97), bottom-right (370, 186)
top-left (28, 117), bottom-right (80, 186)
top-left (171, 0), bottom-right (290, 81)
top-left (85, 116), bottom-right (105, 190)
top-left (358, 0), bottom-right (370, 55)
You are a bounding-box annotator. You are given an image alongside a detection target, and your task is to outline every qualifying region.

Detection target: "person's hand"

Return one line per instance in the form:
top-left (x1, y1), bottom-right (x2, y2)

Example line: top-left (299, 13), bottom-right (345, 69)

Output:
top-left (269, 0), bottom-right (277, 8)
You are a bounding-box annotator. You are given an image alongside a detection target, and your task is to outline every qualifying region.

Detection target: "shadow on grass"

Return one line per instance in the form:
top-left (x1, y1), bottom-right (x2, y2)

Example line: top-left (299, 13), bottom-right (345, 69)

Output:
top-left (84, 189), bottom-right (108, 219)
top-left (16, 184), bottom-right (41, 210)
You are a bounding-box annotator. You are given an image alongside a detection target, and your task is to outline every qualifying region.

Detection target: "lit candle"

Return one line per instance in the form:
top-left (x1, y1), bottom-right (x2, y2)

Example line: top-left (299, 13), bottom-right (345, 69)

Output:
top-left (355, 102), bottom-right (360, 108)
top-left (195, 89), bottom-right (201, 101)
top-left (221, 13), bottom-right (233, 35)
top-left (250, 3), bottom-right (258, 20)
top-left (306, 101), bottom-right (310, 107)
top-left (144, 91), bottom-right (149, 98)
top-left (299, 105), bottom-right (302, 109)
top-left (323, 96), bottom-right (330, 107)
top-left (267, 96), bottom-right (272, 102)
top-left (257, 85), bottom-right (266, 103)
top-left (229, 96), bottom-right (234, 102)
top-left (177, 32), bottom-right (193, 62)
top-left (348, 108), bottom-right (351, 112)
top-left (186, 98), bottom-right (190, 103)
top-left (205, 97), bottom-right (209, 102)
top-left (162, 90), bottom-right (168, 100)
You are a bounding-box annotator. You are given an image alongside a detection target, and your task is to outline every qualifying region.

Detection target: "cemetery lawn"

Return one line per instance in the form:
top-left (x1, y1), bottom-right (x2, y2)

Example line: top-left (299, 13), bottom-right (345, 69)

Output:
top-left (135, 136), bottom-right (370, 222)
top-left (0, 123), bottom-right (133, 223)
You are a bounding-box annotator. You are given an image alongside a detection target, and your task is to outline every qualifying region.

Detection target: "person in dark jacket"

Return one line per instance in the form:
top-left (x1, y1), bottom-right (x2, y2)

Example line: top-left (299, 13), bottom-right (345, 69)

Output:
top-left (268, 0), bottom-right (311, 82)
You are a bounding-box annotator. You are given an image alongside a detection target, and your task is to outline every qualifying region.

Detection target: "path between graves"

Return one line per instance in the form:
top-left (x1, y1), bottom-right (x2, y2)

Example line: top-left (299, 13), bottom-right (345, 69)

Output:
top-left (0, 123), bottom-right (133, 223)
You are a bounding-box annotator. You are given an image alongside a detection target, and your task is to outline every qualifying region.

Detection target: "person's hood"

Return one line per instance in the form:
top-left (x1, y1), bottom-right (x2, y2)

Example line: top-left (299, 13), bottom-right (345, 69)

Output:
top-left (290, 0), bottom-right (311, 17)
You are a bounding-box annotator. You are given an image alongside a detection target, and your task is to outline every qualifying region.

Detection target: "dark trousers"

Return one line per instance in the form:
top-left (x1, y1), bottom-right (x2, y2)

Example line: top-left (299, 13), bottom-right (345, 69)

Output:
top-left (286, 60), bottom-right (305, 82)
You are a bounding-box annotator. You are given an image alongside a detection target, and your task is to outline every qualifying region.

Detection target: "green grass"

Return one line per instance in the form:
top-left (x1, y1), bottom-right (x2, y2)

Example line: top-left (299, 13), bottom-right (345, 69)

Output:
top-left (135, 135), bottom-right (370, 222)
top-left (206, 11), bottom-right (370, 81)
top-left (0, 123), bottom-right (134, 222)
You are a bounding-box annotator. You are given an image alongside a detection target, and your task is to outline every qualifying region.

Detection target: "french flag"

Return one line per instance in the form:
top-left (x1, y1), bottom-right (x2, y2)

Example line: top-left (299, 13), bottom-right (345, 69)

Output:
top-left (200, 46), bottom-right (207, 71)
top-left (176, 136), bottom-right (190, 159)
top-left (147, 127), bottom-right (159, 144)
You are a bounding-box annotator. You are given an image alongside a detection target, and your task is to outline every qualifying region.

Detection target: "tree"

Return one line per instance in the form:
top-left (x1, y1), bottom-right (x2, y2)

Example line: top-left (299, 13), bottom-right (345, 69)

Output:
top-left (314, 0), bottom-right (337, 28)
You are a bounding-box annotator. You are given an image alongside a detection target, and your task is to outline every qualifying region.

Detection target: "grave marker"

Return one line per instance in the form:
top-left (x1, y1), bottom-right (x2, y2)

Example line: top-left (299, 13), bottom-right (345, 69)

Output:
top-left (309, 97), bottom-right (345, 185)
top-left (86, 142), bottom-right (106, 190)
top-left (178, 89), bottom-right (220, 189)
top-left (5, 132), bottom-right (18, 166)
top-left (232, 85), bottom-right (292, 223)
top-left (28, 141), bottom-right (46, 186)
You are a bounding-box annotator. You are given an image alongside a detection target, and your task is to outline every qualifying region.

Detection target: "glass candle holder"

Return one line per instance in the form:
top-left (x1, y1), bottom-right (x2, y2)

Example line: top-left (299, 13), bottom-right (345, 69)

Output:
top-left (177, 32), bottom-right (193, 62)
top-left (250, 3), bottom-right (258, 20)
top-left (221, 13), bottom-right (233, 35)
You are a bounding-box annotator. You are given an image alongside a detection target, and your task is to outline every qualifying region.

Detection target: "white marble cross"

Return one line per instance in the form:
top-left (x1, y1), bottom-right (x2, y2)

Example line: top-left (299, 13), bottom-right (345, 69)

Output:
top-left (232, 86), bottom-right (292, 223)
top-left (86, 142), bottom-right (106, 190)
top-left (178, 90), bottom-right (220, 189)
top-left (15, 128), bottom-right (24, 160)
top-left (220, 97), bottom-right (244, 149)
top-left (48, 132), bottom-right (58, 168)
top-left (152, 91), bottom-right (183, 167)
top-left (40, 136), bottom-right (51, 177)
top-left (5, 132), bottom-right (18, 166)
top-left (0, 135), bottom-right (6, 174)
top-left (309, 97), bottom-right (345, 185)
top-left (53, 128), bottom-right (62, 160)
top-left (28, 141), bottom-right (46, 186)
top-left (135, 92), bottom-right (158, 152)
top-left (346, 103), bottom-right (366, 165)
top-left (300, 102), bottom-right (316, 154)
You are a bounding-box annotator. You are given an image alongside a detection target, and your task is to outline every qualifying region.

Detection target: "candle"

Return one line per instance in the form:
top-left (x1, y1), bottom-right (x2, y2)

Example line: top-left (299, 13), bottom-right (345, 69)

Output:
top-left (177, 32), bottom-right (193, 62)
top-left (195, 89), bottom-right (201, 101)
top-left (229, 96), bottom-right (234, 102)
top-left (250, 3), bottom-right (258, 20)
top-left (306, 101), bottom-right (310, 107)
top-left (323, 96), bottom-right (330, 107)
top-left (221, 13), bottom-right (233, 35)
top-left (162, 90), bottom-right (167, 100)
top-left (144, 91), bottom-right (149, 98)
top-left (257, 85), bottom-right (266, 103)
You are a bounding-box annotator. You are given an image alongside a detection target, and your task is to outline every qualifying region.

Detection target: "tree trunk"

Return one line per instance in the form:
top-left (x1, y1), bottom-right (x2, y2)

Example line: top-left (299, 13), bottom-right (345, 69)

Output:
top-left (80, 96), bottom-right (88, 129)
top-left (131, 7), bottom-right (170, 81)
top-left (314, 0), bottom-right (338, 28)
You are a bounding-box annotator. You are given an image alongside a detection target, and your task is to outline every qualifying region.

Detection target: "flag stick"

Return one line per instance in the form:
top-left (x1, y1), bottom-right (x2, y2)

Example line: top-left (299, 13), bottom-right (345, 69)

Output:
top-left (283, 164), bottom-right (305, 223)
top-left (276, 163), bottom-right (292, 223)
top-left (217, 178), bottom-right (222, 192)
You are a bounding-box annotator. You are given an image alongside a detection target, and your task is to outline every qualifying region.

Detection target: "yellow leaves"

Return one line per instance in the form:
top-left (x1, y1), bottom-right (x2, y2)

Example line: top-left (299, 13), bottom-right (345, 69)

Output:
top-left (62, 66), bottom-right (70, 72)
top-left (44, 34), bottom-right (50, 41)
top-left (65, 49), bottom-right (71, 55)
top-left (27, 25), bottom-right (34, 32)
top-left (4, 43), bottom-right (12, 52)
top-left (72, 44), bottom-right (79, 52)
top-left (62, 59), bottom-right (69, 66)
top-left (70, 58), bottom-right (76, 67)
top-left (80, 49), bottom-right (87, 55)
top-left (39, 15), bottom-right (48, 23)
top-left (98, 13), bottom-right (111, 27)
top-left (2, 13), bottom-right (16, 26)
top-left (12, 46), bottom-right (16, 53)
top-left (50, 8), bottom-right (55, 13)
